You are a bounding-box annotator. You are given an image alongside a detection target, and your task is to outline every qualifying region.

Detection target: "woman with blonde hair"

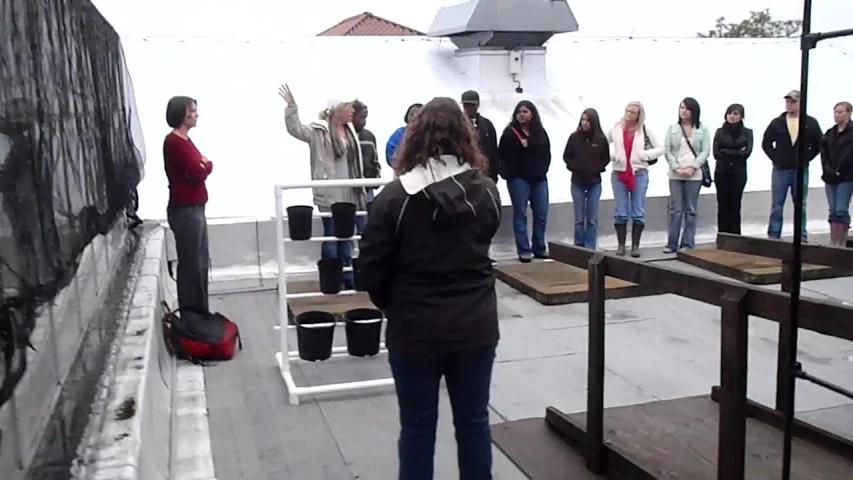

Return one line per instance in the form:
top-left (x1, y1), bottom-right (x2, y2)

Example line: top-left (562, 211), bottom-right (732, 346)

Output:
top-left (279, 84), bottom-right (367, 290)
top-left (606, 101), bottom-right (665, 257)
top-left (821, 101), bottom-right (853, 246)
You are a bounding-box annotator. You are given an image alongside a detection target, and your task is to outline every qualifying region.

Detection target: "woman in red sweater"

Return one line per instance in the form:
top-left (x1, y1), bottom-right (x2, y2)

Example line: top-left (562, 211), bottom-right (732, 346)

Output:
top-left (163, 96), bottom-right (213, 312)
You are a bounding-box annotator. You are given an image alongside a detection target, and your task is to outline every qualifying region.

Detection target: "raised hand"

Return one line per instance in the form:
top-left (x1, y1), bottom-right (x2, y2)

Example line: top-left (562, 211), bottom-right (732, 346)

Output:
top-left (278, 84), bottom-right (295, 105)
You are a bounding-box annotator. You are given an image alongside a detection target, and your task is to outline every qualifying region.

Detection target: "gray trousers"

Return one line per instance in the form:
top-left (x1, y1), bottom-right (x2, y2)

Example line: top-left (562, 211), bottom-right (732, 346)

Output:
top-left (167, 205), bottom-right (210, 312)
top-left (666, 179), bottom-right (702, 250)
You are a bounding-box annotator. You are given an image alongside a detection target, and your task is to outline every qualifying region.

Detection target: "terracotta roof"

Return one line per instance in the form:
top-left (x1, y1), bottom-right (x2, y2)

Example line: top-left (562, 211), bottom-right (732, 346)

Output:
top-left (317, 12), bottom-right (424, 37)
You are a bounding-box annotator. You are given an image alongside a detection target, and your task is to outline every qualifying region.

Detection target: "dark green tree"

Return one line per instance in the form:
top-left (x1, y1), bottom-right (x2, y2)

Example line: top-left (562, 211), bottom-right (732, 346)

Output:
top-left (697, 9), bottom-right (802, 38)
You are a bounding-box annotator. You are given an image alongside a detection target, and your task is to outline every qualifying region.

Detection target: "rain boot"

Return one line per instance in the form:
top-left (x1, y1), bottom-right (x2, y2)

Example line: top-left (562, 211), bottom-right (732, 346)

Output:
top-left (631, 222), bottom-right (645, 258)
top-left (840, 223), bottom-right (850, 248)
top-left (829, 222), bottom-right (840, 246)
top-left (615, 223), bottom-right (627, 256)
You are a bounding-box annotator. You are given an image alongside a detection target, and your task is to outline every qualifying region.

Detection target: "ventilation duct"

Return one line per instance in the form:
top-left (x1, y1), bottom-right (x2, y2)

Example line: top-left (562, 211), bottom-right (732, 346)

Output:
top-left (427, 0), bottom-right (579, 49)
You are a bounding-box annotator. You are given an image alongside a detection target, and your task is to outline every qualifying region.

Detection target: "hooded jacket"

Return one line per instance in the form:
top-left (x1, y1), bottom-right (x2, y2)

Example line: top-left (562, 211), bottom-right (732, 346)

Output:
top-left (820, 124), bottom-right (853, 184)
top-left (284, 104), bottom-right (367, 210)
top-left (358, 155), bottom-right (502, 354)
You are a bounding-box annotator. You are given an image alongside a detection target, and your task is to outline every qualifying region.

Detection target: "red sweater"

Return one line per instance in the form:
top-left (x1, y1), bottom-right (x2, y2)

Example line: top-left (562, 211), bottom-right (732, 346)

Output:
top-left (163, 132), bottom-right (213, 207)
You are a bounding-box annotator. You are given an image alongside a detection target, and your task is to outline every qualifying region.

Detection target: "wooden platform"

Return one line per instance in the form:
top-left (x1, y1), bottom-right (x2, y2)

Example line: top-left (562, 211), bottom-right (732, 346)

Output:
top-left (547, 395), bottom-right (853, 480)
top-left (491, 417), bottom-right (602, 479)
top-left (494, 261), bottom-right (655, 305)
top-left (286, 280), bottom-right (376, 317)
top-left (677, 247), bottom-right (847, 284)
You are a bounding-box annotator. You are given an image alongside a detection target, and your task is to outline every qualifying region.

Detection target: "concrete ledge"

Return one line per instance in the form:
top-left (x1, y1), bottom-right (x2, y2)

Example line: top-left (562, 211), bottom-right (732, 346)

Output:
top-left (72, 227), bottom-right (216, 480)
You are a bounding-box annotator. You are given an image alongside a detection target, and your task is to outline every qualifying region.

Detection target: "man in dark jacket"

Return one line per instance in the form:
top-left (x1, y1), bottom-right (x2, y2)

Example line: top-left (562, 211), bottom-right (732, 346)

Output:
top-left (352, 100), bottom-right (381, 216)
top-left (461, 90), bottom-right (500, 182)
top-left (761, 90), bottom-right (822, 241)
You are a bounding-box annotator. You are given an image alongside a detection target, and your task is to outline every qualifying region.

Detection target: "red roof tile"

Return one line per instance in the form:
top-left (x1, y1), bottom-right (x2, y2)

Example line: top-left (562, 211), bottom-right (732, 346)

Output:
top-left (317, 12), bottom-right (424, 37)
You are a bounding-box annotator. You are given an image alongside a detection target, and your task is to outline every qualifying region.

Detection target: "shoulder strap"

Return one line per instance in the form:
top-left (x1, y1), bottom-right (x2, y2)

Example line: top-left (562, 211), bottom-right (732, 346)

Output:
top-left (679, 124), bottom-right (699, 158)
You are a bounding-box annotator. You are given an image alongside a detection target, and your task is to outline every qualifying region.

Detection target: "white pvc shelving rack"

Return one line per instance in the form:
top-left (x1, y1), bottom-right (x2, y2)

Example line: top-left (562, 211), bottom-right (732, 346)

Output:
top-left (274, 178), bottom-right (393, 405)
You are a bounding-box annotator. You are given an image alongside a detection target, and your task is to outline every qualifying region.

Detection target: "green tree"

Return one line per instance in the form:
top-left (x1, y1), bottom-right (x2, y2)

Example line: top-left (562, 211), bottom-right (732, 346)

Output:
top-left (697, 9), bottom-right (802, 38)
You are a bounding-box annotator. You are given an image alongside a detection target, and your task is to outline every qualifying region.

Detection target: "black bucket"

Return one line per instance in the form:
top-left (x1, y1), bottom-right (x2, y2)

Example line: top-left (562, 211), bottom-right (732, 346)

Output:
top-left (344, 308), bottom-right (383, 357)
top-left (296, 311), bottom-right (336, 361)
top-left (331, 202), bottom-right (357, 239)
top-left (286, 205), bottom-right (314, 240)
top-left (352, 257), bottom-right (366, 292)
top-left (318, 258), bottom-right (343, 294)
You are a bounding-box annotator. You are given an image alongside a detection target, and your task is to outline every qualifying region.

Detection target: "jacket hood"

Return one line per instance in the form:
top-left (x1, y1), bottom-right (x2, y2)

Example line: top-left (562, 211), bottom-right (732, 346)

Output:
top-left (398, 155), bottom-right (497, 225)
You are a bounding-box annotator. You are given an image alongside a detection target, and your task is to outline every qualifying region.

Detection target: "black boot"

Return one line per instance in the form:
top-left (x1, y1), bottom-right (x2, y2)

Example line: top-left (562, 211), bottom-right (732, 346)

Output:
top-left (631, 223), bottom-right (644, 258)
top-left (615, 224), bottom-right (627, 256)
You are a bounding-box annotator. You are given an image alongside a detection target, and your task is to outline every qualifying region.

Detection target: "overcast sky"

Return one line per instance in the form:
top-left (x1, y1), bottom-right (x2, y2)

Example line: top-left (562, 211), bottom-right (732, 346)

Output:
top-left (93, 0), bottom-right (852, 47)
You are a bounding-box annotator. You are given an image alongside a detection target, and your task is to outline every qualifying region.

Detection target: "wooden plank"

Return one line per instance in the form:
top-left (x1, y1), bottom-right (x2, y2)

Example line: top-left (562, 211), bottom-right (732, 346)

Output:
top-left (548, 242), bottom-right (853, 342)
top-left (286, 280), bottom-right (376, 317)
top-left (558, 395), bottom-right (853, 480)
top-left (709, 386), bottom-right (853, 462)
top-left (494, 260), bottom-right (656, 306)
top-left (717, 289), bottom-right (750, 480)
top-left (717, 233), bottom-right (853, 271)
top-left (586, 254), bottom-right (607, 472)
top-left (491, 417), bottom-right (604, 480)
top-left (676, 248), bottom-right (844, 285)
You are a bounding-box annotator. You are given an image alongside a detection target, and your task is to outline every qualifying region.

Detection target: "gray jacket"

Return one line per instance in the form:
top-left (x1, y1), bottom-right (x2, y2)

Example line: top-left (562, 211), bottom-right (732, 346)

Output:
top-left (284, 104), bottom-right (367, 210)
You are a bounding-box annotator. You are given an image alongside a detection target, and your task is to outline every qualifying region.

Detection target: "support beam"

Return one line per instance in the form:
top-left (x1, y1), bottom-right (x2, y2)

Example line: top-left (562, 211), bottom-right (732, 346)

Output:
top-left (717, 289), bottom-right (750, 480)
top-left (585, 253), bottom-right (606, 473)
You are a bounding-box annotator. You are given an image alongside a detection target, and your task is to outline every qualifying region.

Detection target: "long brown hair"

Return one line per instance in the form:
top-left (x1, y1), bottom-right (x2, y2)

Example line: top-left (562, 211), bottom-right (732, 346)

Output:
top-left (394, 97), bottom-right (488, 175)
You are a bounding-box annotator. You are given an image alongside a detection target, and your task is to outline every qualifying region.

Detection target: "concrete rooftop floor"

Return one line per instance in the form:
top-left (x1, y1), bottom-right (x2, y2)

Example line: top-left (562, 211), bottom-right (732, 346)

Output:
top-left (202, 253), bottom-right (853, 480)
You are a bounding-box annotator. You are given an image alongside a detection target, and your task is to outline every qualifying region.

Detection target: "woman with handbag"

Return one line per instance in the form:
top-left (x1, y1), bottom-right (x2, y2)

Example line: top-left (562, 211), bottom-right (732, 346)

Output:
top-left (663, 97), bottom-right (712, 253)
top-left (606, 101), bottom-right (665, 257)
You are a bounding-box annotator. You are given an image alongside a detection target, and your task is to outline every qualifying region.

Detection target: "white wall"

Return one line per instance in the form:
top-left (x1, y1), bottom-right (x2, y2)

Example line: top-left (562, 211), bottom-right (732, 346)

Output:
top-left (120, 35), bottom-right (853, 221)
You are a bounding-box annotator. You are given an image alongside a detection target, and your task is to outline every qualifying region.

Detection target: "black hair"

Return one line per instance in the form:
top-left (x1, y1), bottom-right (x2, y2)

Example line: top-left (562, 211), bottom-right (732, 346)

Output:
top-left (678, 97), bottom-right (701, 128)
top-left (352, 100), bottom-right (367, 116)
top-left (724, 103), bottom-right (745, 119)
top-left (403, 103), bottom-right (423, 124)
top-left (577, 107), bottom-right (605, 139)
top-left (166, 96), bottom-right (196, 129)
top-left (509, 100), bottom-right (545, 138)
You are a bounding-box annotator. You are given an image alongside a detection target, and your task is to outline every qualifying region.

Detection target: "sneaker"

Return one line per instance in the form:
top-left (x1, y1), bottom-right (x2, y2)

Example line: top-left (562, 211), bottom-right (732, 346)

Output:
top-left (534, 252), bottom-right (549, 260)
top-left (519, 253), bottom-right (533, 263)
top-left (662, 247), bottom-right (676, 254)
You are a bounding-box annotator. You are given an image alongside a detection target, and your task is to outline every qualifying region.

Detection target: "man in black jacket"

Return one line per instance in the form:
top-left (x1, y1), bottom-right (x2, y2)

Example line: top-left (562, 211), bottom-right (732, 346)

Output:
top-left (353, 100), bottom-right (381, 215)
top-left (461, 90), bottom-right (500, 182)
top-left (761, 90), bottom-right (822, 241)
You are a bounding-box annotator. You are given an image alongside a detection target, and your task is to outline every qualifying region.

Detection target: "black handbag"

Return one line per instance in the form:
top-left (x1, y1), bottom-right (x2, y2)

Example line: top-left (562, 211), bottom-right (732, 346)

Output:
top-left (679, 124), bottom-right (713, 188)
top-left (643, 128), bottom-right (659, 166)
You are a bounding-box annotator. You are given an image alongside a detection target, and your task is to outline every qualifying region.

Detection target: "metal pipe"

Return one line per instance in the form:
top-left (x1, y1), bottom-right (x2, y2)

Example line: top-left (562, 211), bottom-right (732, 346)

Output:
top-left (796, 369), bottom-right (853, 401)
top-left (782, 2), bottom-right (813, 477)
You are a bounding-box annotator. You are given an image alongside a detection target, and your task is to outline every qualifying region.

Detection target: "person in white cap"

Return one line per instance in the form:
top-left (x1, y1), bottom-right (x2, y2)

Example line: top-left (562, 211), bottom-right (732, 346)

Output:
top-left (279, 84), bottom-right (366, 289)
top-left (761, 89), bottom-right (822, 242)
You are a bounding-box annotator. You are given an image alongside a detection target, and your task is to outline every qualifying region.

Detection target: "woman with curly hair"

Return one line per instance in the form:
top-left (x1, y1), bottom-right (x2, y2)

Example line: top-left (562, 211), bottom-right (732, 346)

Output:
top-left (359, 97), bottom-right (502, 479)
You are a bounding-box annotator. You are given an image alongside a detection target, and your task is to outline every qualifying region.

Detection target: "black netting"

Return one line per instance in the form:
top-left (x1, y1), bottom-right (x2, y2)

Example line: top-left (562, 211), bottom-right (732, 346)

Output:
top-left (0, 0), bottom-right (145, 407)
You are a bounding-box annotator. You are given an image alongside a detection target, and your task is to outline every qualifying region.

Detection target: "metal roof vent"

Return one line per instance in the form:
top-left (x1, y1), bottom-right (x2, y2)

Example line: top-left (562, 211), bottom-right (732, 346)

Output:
top-left (427, 0), bottom-right (579, 49)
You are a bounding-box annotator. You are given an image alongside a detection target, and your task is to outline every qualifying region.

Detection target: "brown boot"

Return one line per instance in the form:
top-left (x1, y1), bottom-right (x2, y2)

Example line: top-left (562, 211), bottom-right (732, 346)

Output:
top-left (615, 224), bottom-right (627, 256)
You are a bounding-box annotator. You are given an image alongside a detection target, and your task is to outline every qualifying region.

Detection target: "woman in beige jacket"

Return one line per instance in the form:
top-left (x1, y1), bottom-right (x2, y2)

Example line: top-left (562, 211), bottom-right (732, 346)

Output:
top-left (279, 84), bottom-right (366, 289)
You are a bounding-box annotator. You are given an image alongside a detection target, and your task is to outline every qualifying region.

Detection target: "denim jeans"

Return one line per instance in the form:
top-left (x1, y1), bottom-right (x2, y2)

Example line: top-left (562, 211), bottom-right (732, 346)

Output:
top-left (611, 170), bottom-right (649, 225)
top-left (768, 166), bottom-right (809, 240)
top-left (507, 178), bottom-right (549, 256)
top-left (389, 346), bottom-right (496, 480)
top-left (571, 182), bottom-right (602, 249)
top-left (321, 215), bottom-right (367, 288)
top-left (666, 179), bottom-right (702, 250)
top-left (825, 181), bottom-right (853, 224)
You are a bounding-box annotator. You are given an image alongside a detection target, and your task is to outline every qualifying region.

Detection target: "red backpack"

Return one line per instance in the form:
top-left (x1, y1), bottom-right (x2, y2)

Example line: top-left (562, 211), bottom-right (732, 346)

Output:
top-left (161, 301), bottom-right (242, 364)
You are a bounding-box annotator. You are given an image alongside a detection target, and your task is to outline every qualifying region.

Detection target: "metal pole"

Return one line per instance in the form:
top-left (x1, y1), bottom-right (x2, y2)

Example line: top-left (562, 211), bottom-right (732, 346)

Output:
top-left (274, 186), bottom-right (290, 376)
top-left (782, 1), bottom-right (812, 477)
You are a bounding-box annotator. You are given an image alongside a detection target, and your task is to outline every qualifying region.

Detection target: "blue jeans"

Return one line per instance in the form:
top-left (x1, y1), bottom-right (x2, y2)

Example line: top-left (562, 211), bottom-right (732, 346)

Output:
top-left (768, 167), bottom-right (809, 240)
top-left (666, 179), bottom-right (702, 250)
top-left (571, 182), bottom-right (602, 249)
top-left (611, 170), bottom-right (649, 225)
top-left (825, 181), bottom-right (853, 224)
top-left (389, 346), bottom-right (496, 480)
top-left (321, 215), bottom-right (367, 288)
top-left (507, 178), bottom-right (549, 256)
